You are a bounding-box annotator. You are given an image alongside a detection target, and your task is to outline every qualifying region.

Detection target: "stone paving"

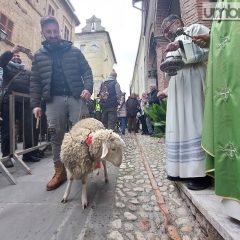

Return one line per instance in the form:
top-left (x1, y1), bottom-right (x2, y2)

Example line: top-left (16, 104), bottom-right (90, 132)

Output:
top-left (0, 131), bottom-right (223, 240)
top-left (107, 133), bottom-right (207, 240)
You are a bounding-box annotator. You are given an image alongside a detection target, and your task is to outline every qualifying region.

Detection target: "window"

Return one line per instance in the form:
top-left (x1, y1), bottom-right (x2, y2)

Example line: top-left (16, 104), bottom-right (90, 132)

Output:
top-left (0, 13), bottom-right (14, 41)
top-left (91, 22), bottom-right (96, 32)
top-left (64, 26), bottom-right (70, 40)
top-left (48, 4), bottom-right (55, 16)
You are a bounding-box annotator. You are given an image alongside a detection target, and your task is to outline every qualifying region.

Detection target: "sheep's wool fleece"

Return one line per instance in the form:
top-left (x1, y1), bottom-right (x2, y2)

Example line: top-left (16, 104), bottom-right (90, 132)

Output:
top-left (70, 118), bottom-right (104, 133)
top-left (61, 118), bottom-right (124, 179)
top-left (60, 118), bottom-right (104, 179)
top-left (61, 128), bottom-right (97, 179)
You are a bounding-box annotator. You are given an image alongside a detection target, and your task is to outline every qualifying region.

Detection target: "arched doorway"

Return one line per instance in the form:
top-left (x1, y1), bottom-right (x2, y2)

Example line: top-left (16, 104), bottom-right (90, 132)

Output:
top-left (147, 33), bottom-right (158, 88)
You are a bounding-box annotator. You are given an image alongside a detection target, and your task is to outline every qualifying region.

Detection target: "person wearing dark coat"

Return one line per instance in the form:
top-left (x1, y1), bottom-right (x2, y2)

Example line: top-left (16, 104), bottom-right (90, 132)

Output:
top-left (99, 69), bottom-right (122, 130)
top-left (0, 46), bottom-right (41, 168)
top-left (146, 85), bottom-right (160, 135)
top-left (148, 84), bottom-right (160, 105)
top-left (126, 93), bottom-right (140, 133)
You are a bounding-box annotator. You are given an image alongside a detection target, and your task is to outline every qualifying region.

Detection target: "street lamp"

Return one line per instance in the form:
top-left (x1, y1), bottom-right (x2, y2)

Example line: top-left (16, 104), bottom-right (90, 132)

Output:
top-left (0, 28), bottom-right (7, 41)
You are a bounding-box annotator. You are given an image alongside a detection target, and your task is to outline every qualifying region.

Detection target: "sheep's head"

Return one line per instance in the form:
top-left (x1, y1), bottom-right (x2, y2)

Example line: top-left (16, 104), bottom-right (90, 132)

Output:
top-left (90, 130), bottom-right (125, 167)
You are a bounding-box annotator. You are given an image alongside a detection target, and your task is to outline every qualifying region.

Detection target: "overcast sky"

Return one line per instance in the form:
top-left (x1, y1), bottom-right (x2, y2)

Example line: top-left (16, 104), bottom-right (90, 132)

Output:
top-left (70, 0), bottom-right (142, 94)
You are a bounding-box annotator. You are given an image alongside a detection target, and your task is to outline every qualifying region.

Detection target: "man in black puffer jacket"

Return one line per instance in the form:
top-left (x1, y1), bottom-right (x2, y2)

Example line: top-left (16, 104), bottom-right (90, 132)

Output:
top-left (30, 16), bottom-right (93, 191)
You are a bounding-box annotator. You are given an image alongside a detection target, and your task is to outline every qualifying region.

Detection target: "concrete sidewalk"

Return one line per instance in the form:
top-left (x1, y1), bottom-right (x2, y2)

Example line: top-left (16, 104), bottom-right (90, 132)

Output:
top-left (0, 150), bottom-right (119, 240)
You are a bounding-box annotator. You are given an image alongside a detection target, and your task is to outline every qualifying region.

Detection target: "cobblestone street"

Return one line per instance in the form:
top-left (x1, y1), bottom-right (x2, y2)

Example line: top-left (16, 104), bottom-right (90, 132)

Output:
top-left (0, 133), bottom-right (229, 240)
top-left (107, 133), bottom-right (208, 240)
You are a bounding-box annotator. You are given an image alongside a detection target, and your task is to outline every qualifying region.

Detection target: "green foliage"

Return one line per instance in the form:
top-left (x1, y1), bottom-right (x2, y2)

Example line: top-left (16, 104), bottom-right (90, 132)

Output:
top-left (144, 101), bottom-right (167, 138)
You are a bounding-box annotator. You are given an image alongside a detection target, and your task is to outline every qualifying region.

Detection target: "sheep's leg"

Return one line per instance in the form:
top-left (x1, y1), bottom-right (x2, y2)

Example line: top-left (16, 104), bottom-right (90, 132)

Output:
top-left (82, 175), bottom-right (88, 209)
top-left (102, 160), bottom-right (108, 183)
top-left (61, 169), bottom-right (73, 203)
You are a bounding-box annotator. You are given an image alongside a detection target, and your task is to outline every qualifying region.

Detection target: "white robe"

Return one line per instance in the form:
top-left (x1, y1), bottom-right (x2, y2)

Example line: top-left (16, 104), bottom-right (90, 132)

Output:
top-left (165, 24), bottom-right (209, 178)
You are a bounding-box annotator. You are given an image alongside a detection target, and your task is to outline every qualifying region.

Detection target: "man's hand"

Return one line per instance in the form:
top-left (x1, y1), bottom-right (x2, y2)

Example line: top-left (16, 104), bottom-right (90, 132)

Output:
top-left (192, 33), bottom-right (210, 48)
top-left (165, 41), bottom-right (180, 52)
top-left (11, 46), bottom-right (21, 54)
top-left (32, 107), bottom-right (42, 119)
top-left (80, 89), bottom-right (91, 100)
top-left (26, 52), bottom-right (33, 61)
top-left (157, 90), bottom-right (167, 100)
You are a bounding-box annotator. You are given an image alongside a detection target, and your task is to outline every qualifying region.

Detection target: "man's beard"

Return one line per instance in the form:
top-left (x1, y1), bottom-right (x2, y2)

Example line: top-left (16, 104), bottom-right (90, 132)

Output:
top-left (12, 59), bottom-right (22, 64)
top-left (47, 38), bottom-right (60, 45)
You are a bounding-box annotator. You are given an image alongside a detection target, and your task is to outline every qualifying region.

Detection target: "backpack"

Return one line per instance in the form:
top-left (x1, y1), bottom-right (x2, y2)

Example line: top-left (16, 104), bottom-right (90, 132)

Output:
top-left (99, 80), bottom-right (118, 108)
top-left (99, 82), bottom-right (110, 101)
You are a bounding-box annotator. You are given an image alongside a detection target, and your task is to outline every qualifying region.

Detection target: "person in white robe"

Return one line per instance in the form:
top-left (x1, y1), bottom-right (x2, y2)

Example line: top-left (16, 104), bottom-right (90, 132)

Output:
top-left (161, 14), bottom-right (211, 190)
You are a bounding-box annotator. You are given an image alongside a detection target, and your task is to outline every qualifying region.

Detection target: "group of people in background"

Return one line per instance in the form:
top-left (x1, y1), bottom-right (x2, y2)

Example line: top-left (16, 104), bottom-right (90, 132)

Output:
top-left (99, 83), bottom-right (162, 136)
top-left (85, 71), bottom-right (163, 137)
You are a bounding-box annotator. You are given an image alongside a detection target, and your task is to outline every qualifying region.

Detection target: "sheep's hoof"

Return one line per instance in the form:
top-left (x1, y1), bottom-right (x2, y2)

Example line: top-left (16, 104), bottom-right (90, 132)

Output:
top-left (61, 199), bottom-right (67, 203)
top-left (105, 179), bottom-right (109, 183)
top-left (82, 203), bottom-right (88, 209)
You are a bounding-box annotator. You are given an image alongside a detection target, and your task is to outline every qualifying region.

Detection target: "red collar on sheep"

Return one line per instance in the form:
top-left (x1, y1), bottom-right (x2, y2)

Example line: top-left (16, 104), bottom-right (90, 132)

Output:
top-left (85, 133), bottom-right (92, 145)
top-left (85, 132), bottom-right (101, 171)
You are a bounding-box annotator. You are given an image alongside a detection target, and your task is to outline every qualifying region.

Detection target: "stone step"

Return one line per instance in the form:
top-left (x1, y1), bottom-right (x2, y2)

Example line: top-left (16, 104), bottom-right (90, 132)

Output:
top-left (176, 182), bottom-right (240, 240)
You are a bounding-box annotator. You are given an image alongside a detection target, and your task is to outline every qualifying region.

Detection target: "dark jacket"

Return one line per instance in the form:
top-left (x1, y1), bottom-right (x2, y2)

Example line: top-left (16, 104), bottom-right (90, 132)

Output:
top-left (100, 79), bottom-right (118, 109)
top-left (0, 51), bottom-right (30, 95)
top-left (0, 51), bottom-right (13, 68)
top-left (30, 40), bottom-right (93, 108)
top-left (148, 89), bottom-right (160, 105)
top-left (126, 96), bottom-right (140, 117)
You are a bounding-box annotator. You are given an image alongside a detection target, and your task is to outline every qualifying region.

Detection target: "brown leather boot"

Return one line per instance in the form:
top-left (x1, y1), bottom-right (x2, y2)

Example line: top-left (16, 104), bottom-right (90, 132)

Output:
top-left (46, 161), bottom-right (67, 191)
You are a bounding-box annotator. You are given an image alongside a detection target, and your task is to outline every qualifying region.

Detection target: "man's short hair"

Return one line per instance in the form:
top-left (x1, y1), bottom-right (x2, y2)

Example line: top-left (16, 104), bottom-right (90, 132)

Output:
top-left (40, 16), bottom-right (59, 28)
top-left (161, 14), bottom-right (183, 31)
top-left (109, 69), bottom-right (117, 78)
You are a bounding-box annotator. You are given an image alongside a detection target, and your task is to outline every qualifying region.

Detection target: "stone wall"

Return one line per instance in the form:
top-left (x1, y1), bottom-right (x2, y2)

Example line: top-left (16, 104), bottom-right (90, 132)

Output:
top-left (74, 31), bottom-right (116, 96)
top-left (0, 0), bottom-right (79, 68)
top-left (176, 184), bottom-right (224, 240)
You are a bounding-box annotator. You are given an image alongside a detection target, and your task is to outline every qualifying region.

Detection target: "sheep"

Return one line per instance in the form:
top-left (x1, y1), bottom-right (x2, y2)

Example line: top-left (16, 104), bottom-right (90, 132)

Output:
top-left (60, 118), bottom-right (125, 209)
top-left (70, 117), bottom-right (105, 132)
top-left (69, 118), bottom-right (110, 181)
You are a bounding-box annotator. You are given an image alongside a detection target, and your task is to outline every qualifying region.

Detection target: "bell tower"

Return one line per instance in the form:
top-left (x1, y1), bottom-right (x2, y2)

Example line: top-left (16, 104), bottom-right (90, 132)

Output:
top-left (74, 15), bottom-right (117, 97)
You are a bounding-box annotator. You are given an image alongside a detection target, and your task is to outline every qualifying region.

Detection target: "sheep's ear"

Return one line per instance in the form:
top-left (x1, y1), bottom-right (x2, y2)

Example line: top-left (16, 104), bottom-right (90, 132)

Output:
top-left (101, 142), bottom-right (109, 159)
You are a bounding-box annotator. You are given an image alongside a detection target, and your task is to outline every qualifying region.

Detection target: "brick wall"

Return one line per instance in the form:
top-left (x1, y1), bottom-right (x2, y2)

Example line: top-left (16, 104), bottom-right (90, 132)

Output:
top-left (154, 0), bottom-right (175, 91)
top-left (180, 0), bottom-right (212, 27)
top-left (0, 0), bottom-right (42, 67)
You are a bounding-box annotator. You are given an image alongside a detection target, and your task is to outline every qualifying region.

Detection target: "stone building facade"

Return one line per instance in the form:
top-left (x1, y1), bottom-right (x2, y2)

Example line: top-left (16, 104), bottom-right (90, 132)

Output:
top-left (0, 0), bottom-right (79, 68)
top-left (74, 15), bottom-right (117, 97)
top-left (131, 0), bottom-right (214, 96)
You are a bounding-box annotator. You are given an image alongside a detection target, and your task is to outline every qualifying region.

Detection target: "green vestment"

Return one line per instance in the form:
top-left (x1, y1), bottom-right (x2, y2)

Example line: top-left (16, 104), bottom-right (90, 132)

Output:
top-left (202, 0), bottom-right (240, 201)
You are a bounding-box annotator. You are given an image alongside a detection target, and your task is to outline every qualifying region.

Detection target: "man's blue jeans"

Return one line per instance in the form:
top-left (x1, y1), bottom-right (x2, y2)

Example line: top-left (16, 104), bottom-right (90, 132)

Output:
top-left (119, 117), bottom-right (127, 134)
